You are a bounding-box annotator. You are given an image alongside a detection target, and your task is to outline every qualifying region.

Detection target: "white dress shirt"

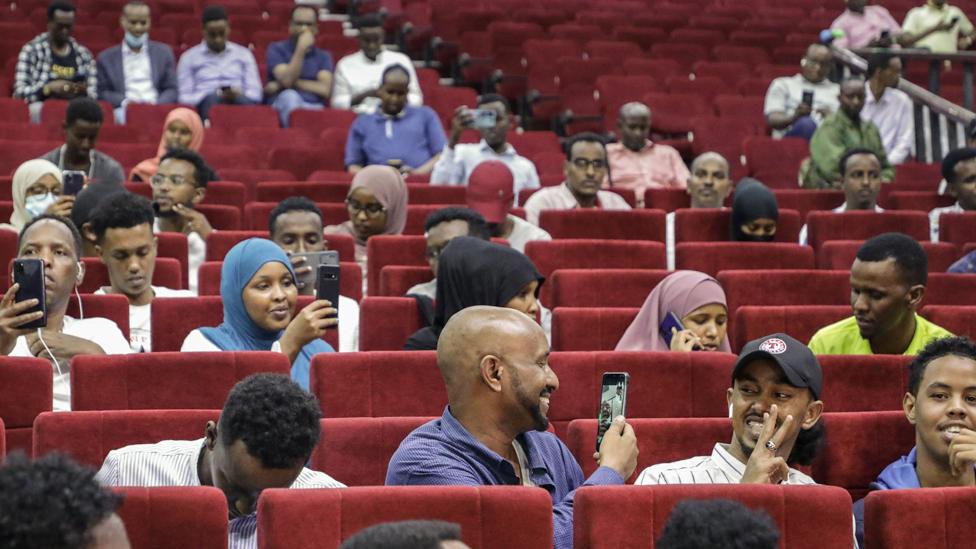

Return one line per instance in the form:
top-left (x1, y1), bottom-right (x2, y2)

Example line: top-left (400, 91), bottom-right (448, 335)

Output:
top-left (331, 49), bottom-right (422, 113)
top-left (429, 140), bottom-right (541, 199)
top-left (634, 443), bottom-right (816, 485)
top-left (929, 201), bottom-right (964, 241)
top-left (122, 42), bottom-right (158, 104)
top-left (861, 83), bottom-right (914, 165)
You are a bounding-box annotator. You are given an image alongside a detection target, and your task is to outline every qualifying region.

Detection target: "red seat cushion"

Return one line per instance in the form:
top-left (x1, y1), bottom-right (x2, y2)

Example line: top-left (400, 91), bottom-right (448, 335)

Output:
top-left (539, 209), bottom-right (667, 241)
top-left (310, 417), bottom-right (434, 486)
top-left (865, 486), bottom-right (976, 549)
top-left (551, 307), bottom-right (640, 352)
top-left (359, 297), bottom-right (426, 351)
top-left (676, 242), bottom-right (815, 276)
top-left (115, 487), bottom-right (229, 549)
top-left (378, 265), bottom-right (433, 297)
top-left (0, 357), bottom-right (52, 454)
top-left (674, 208), bottom-right (803, 243)
top-left (805, 211), bottom-right (930, 250)
top-left (732, 305), bottom-right (853, 351)
top-left (817, 240), bottom-right (959, 271)
top-left (548, 269), bottom-right (670, 309)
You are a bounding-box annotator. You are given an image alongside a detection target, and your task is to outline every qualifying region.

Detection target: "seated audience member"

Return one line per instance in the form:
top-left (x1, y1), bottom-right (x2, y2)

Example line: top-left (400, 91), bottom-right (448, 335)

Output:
top-left (902, 0), bottom-right (976, 53)
top-left (324, 165), bottom-right (407, 295)
top-left (408, 206), bottom-right (490, 301)
top-left (799, 148), bottom-right (885, 244)
top-left (89, 192), bottom-right (193, 352)
top-left (666, 152), bottom-right (733, 269)
top-left (656, 499), bottom-right (780, 549)
top-left (524, 132), bottom-right (631, 226)
top-left (131, 107), bottom-right (204, 182)
top-left (344, 64), bottom-right (445, 175)
top-left (181, 239), bottom-right (336, 389)
top-left (340, 520), bottom-right (469, 549)
top-left (430, 94), bottom-right (540, 195)
top-left (264, 4), bottom-right (334, 127)
top-left (0, 453), bottom-right (130, 549)
top-left (14, 0), bottom-right (97, 121)
top-left (268, 197), bottom-right (359, 352)
top-left (831, 0), bottom-right (903, 49)
top-left (388, 306), bottom-right (638, 549)
top-left (0, 159), bottom-right (66, 234)
top-left (615, 270), bottom-right (731, 353)
top-left (764, 45), bottom-right (840, 140)
top-left (177, 5), bottom-right (261, 120)
top-left (96, 1), bottom-right (178, 124)
top-left (72, 183), bottom-right (126, 257)
top-left (0, 215), bottom-right (130, 410)
top-left (938, 121), bottom-right (976, 195)
top-left (404, 237), bottom-right (545, 351)
top-left (605, 102), bottom-right (690, 204)
top-left (151, 149), bottom-right (215, 294)
top-left (852, 335), bottom-right (976, 547)
top-left (97, 373), bottom-right (345, 548)
top-left (331, 14), bottom-right (422, 113)
top-left (802, 76), bottom-right (895, 188)
top-left (930, 147), bottom-right (976, 241)
top-left (636, 333), bottom-right (825, 484)
top-left (465, 161), bottom-right (551, 253)
top-left (730, 179), bottom-right (778, 242)
top-left (862, 52), bottom-right (913, 165)
top-left (809, 233), bottom-right (952, 355)
top-left (40, 97), bottom-right (126, 189)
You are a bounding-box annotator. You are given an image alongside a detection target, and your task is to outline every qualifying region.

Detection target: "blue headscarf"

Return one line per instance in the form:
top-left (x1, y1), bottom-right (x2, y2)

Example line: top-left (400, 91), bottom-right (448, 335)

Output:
top-left (199, 238), bottom-right (334, 390)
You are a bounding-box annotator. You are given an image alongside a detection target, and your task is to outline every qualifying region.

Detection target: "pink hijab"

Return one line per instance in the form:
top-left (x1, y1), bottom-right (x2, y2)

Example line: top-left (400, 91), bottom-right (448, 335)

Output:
top-left (615, 270), bottom-right (731, 352)
top-left (130, 107), bottom-right (204, 182)
top-left (329, 165), bottom-right (408, 246)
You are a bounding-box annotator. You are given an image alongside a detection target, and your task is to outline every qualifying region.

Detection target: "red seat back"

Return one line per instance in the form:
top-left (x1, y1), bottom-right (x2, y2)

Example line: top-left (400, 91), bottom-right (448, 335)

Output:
top-left (359, 297), bottom-right (425, 351)
top-left (115, 487), bottom-right (229, 549)
top-left (674, 208), bottom-right (803, 242)
top-left (805, 211), bottom-right (930, 250)
top-left (865, 487), bottom-right (976, 549)
top-left (539, 209), bottom-right (666, 240)
top-left (0, 356), bottom-right (52, 454)
top-left (549, 269), bottom-right (670, 309)
top-left (937, 212), bottom-right (976, 248)
top-left (676, 242), bottom-right (815, 276)
top-left (926, 273), bottom-right (976, 305)
top-left (156, 232), bottom-right (189, 287)
top-left (817, 240), bottom-right (959, 271)
top-left (195, 204), bottom-right (241, 231)
top-left (79, 257), bottom-right (182, 294)
top-left (733, 305), bottom-right (852, 351)
top-left (378, 265), bottom-right (433, 297)
top-left (310, 417), bottom-right (434, 486)
top-left (719, 270), bottom-right (851, 317)
top-left (208, 104), bottom-right (279, 129)
top-left (365, 235), bottom-right (427, 296)
top-left (921, 305), bottom-right (976, 338)
top-left (772, 189), bottom-right (844, 220)
top-left (551, 307), bottom-right (640, 351)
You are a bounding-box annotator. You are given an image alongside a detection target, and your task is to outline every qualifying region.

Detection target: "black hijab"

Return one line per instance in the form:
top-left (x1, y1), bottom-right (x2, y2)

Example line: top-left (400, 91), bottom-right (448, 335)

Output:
top-left (730, 178), bottom-right (779, 242)
top-left (403, 237), bottom-right (545, 351)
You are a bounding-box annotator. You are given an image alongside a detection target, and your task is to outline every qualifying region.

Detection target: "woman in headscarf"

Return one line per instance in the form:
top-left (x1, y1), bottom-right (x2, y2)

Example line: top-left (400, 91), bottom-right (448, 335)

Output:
top-left (404, 236), bottom-right (545, 351)
top-left (324, 165), bottom-right (408, 294)
top-left (730, 177), bottom-right (778, 242)
top-left (180, 238), bottom-right (336, 390)
top-left (1, 159), bottom-right (66, 233)
top-left (130, 107), bottom-right (204, 182)
top-left (615, 270), bottom-right (731, 353)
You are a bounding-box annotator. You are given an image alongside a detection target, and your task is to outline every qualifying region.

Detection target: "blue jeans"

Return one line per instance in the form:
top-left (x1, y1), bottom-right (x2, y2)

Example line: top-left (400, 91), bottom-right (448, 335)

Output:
top-left (271, 89), bottom-right (324, 127)
top-left (196, 91), bottom-right (258, 120)
top-left (784, 115), bottom-right (818, 141)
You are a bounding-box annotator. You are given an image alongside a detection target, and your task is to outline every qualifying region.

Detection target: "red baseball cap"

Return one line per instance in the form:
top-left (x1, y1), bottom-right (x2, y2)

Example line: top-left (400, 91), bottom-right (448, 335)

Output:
top-left (466, 161), bottom-right (515, 224)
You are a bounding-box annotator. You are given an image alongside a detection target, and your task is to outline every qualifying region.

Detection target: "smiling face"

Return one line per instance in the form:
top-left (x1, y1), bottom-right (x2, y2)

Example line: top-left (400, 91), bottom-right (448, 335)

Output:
top-left (842, 153), bottom-right (882, 210)
top-left (207, 431), bottom-right (306, 518)
top-left (18, 219), bottom-right (81, 312)
top-left (502, 324), bottom-right (558, 432)
top-left (850, 258), bottom-right (918, 341)
top-left (97, 223), bottom-right (157, 302)
top-left (681, 303), bottom-right (728, 351)
top-left (905, 354), bottom-right (976, 468)
top-left (242, 261), bottom-right (297, 332)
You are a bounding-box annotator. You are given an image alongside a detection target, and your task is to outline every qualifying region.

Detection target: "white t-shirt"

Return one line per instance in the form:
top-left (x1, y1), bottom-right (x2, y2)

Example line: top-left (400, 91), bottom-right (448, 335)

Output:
top-left (9, 316), bottom-right (132, 411)
top-left (152, 219), bottom-right (206, 295)
top-left (94, 286), bottom-right (195, 352)
top-left (505, 214), bottom-right (552, 253)
top-left (764, 74), bottom-right (841, 138)
top-left (331, 50), bottom-right (423, 114)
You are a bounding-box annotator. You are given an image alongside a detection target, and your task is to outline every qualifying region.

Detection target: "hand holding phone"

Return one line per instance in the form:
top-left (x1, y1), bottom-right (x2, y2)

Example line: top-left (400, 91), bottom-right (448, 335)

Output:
top-left (315, 263), bottom-right (341, 316)
top-left (11, 259), bottom-right (47, 329)
top-left (470, 108), bottom-right (498, 129)
top-left (62, 171), bottom-right (86, 196)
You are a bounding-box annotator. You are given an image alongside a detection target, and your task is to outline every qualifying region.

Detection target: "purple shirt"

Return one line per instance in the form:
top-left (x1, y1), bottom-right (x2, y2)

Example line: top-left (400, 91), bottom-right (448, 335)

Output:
top-left (177, 41), bottom-right (262, 106)
top-left (386, 407), bottom-right (624, 549)
top-left (830, 5), bottom-right (901, 49)
top-left (344, 105), bottom-right (446, 169)
top-left (265, 39), bottom-right (333, 104)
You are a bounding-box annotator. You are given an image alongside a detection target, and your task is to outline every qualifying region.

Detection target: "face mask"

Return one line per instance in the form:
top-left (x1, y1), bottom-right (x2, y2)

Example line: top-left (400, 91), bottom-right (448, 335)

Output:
top-left (25, 193), bottom-right (56, 219)
top-left (124, 31), bottom-right (148, 49)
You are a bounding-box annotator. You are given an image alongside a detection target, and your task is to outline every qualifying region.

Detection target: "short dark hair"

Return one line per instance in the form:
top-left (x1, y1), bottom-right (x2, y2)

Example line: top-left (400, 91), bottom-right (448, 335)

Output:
top-left (65, 97), bottom-right (102, 126)
top-left (354, 13), bottom-right (383, 29)
top-left (656, 499), bottom-right (780, 549)
top-left (290, 3), bottom-right (317, 19)
top-left (855, 232), bottom-right (928, 287)
top-left (380, 63), bottom-right (411, 86)
top-left (19, 214), bottom-right (83, 258)
top-left (339, 520), bottom-right (463, 549)
top-left (88, 192), bottom-right (155, 243)
top-left (47, 0), bottom-right (75, 20)
top-left (866, 51), bottom-right (897, 78)
top-left (564, 132), bottom-right (607, 161)
top-left (0, 452), bottom-right (123, 549)
top-left (908, 336), bottom-right (976, 395)
top-left (71, 183), bottom-right (124, 232)
top-left (941, 147), bottom-right (976, 184)
top-left (423, 207), bottom-right (490, 240)
top-left (838, 147), bottom-right (879, 176)
top-left (218, 373), bottom-right (322, 468)
top-left (159, 149), bottom-right (214, 188)
top-left (269, 196), bottom-right (323, 236)
top-left (477, 93), bottom-right (511, 113)
top-left (202, 4), bottom-right (227, 24)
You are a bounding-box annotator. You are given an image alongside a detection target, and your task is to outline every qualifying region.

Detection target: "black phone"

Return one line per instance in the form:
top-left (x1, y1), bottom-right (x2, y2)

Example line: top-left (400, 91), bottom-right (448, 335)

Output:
top-left (596, 372), bottom-right (629, 452)
top-left (315, 263), bottom-right (341, 317)
top-left (295, 250), bottom-right (339, 295)
top-left (659, 311), bottom-right (685, 348)
top-left (62, 170), bottom-right (85, 196)
top-left (13, 258), bottom-right (46, 329)
top-left (802, 90), bottom-right (814, 105)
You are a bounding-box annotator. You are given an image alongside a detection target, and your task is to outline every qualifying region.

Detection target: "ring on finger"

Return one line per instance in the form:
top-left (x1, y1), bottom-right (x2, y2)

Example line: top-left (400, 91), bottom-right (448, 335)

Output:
top-left (765, 440), bottom-right (777, 452)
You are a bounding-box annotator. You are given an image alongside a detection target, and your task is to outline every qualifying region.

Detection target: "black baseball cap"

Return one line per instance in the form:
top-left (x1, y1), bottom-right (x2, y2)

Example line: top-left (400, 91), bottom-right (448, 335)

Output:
top-left (732, 333), bottom-right (823, 400)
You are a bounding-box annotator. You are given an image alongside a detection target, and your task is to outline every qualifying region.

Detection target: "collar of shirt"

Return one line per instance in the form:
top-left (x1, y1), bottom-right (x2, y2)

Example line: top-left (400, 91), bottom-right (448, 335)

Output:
top-left (710, 443), bottom-right (747, 480)
top-left (358, 49), bottom-right (388, 65)
top-left (122, 42), bottom-right (148, 57)
top-left (478, 139), bottom-right (516, 157)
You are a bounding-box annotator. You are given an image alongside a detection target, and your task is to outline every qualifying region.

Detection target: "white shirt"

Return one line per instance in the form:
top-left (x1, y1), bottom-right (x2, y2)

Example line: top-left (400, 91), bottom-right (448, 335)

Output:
top-left (331, 49), bottom-right (423, 114)
top-left (634, 443), bottom-right (816, 485)
top-left (764, 74), bottom-right (841, 138)
top-left (505, 214), bottom-right (552, 253)
top-left (122, 42), bottom-right (158, 104)
top-left (861, 83), bottom-right (913, 165)
top-left (96, 438), bottom-right (344, 549)
top-left (522, 183), bottom-right (632, 226)
top-left (405, 278), bottom-right (437, 300)
top-left (903, 4), bottom-right (975, 53)
top-left (153, 219), bottom-right (206, 295)
top-left (9, 316), bottom-right (132, 411)
top-left (798, 203), bottom-right (885, 245)
top-left (94, 286), bottom-right (194, 352)
top-left (929, 201), bottom-right (964, 241)
top-left (429, 140), bottom-right (541, 201)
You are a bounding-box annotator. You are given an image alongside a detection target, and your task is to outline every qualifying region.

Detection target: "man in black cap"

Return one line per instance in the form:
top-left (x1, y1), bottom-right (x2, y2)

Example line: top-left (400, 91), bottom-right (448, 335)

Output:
top-left (635, 333), bottom-right (825, 485)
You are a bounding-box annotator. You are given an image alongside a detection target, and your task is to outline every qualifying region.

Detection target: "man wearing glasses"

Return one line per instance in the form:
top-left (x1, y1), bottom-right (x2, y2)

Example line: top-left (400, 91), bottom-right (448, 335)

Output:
top-left (264, 4), bottom-right (334, 127)
top-left (524, 132), bottom-right (631, 227)
top-left (151, 149), bottom-right (215, 294)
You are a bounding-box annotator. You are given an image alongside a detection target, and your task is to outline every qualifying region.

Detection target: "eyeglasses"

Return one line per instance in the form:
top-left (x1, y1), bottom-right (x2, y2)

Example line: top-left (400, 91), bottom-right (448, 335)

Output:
top-left (345, 198), bottom-right (385, 216)
top-left (149, 174), bottom-right (194, 187)
top-left (571, 158), bottom-right (607, 171)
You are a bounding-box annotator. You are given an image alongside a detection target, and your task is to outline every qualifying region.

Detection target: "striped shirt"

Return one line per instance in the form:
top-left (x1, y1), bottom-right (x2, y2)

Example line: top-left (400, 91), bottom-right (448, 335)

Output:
top-left (633, 443), bottom-right (815, 485)
top-left (96, 439), bottom-right (345, 549)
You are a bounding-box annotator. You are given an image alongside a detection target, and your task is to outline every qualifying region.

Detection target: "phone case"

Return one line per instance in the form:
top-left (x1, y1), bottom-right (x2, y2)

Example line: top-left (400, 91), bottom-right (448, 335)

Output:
top-left (316, 264), bottom-right (341, 316)
top-left (13, 258), bottom-right (46, 329)
top-left (659, 311), bottom-right (685, 348)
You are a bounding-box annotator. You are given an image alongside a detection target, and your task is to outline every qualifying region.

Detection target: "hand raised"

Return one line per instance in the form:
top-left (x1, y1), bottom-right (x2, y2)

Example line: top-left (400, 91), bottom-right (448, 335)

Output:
top-left (740, 404), bottom-right (794, 484)
top-left (948, 428), bottom-right (976, 479)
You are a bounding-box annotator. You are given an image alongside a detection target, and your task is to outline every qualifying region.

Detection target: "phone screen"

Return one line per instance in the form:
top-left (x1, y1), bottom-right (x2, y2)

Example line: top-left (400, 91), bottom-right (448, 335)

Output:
top-left (659, 311), bottom-right (685, 348)
top-left (13, 258), bottom-right (47, 329)
top-left (596, 372), bottom-right (629, 452)
top-left (802, 90), bottom-right (814, 105)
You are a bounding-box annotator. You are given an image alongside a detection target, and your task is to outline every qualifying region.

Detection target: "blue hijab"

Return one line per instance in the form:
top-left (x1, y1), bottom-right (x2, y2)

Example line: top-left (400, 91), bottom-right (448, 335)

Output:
top-left (200, 238), bottom-right (334, 390)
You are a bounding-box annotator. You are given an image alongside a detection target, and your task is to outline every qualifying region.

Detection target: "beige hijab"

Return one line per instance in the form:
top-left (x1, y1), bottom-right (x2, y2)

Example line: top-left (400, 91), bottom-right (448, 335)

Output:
top-left (1, 159), bottom-right (63, 233)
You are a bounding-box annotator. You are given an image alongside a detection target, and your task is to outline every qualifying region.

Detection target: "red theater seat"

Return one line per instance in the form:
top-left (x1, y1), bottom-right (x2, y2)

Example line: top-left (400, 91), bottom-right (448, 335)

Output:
top-left (79, 257), bottom-right (182, 293)
top-left (65, 294), bottom-right (131, 341)
top-left (200, 180), bottom-right (246, 211)
top-left (817, 240), bottom-right (958, 271)
top-left (115, 487), bottom-right (229, 549)
top-left (156, 232), bottom-right (189, 287)
top-left (733, 305), bottom-right (852, 351)
top-left (676, 242), bottom-right (815, 276)
top-left (359, 297), bottom-right (425, 351)
top-left (549, 269), bottom-right (669, 309)
top-left (0, 357), bottom-right (52, 454)
top-left (644, 188), bottom-right (691, 212)
top-left (205, 230), bottom-right (356, 264)
top-left (673, 208), bottom-right (803, 243)
top-left (920, 305), bottom-right (976, 338)
top-left (195, 204), bottom-right (241, 231)
top-left (539, 209), bottom-right (667, 241)
top-left (773, 189), bottom-right (844, 220)
top-left (0, 417), bottom-right (4, 458)
top-left (379, 265), bottom-right (432, 297)
top-left (310, 417), bottom-right (433, 486)
top-left (805, 211), bottom-right (930, 250)
top-left (208, 104), bottom-right (279, 130)
top-left (574, 484), bottom-right (854, 549)
top-left (33, 409), bottom-right (219, 468)
top-left (365, 235), bottom-right (426, 296)
top-left (257, 486), bottom-right (553, 549)
top-left (743, 136), bottom-right (809, 184)
top-left (926, 273), bottom-right (976, 306)
top-left (937, 212), bottom-right (976, 249)
top-left (719, 270), bottom-right (850, 316)
top-left (551, 308), bottom-right (639, 352)
top-left (865, 487), bottom-right (976, 549)
top-left (71, 352), bottom-right (290, 411)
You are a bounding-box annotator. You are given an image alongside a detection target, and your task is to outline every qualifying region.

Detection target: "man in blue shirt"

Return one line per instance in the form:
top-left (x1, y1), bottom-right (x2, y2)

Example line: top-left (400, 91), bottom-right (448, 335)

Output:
top-left (264, 4), bottom-right (333, 127)
top-left (344, 64), bottom-right (446, 176)
top-left (386, 305), bottom-right (638, 549)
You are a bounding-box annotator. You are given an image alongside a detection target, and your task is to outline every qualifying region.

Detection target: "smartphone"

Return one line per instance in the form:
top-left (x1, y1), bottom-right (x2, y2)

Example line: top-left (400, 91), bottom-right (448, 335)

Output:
top-left (801, 90), bottom-right (814, 106)
top-left (596, 372), bottom-right (629, 452)
top-left (659, 311), bottom-right (686, 348)
top-left (315, 263), bottom-right (341, 317)
top-left (294, 250), bottom-right (339, 294)
top-left (12, 258), bottom-right (46, 329)
top-left (62, 170), bottom-right (85, 196)
top-left (470, 108), bottom-right (498, 129)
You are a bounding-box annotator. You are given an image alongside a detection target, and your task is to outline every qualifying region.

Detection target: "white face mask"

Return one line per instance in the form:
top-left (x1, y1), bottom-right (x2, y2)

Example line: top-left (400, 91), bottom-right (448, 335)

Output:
top-left (125, 31), bottom-right (148, 49)
top-left (25, 193), bottom-right (56, 219)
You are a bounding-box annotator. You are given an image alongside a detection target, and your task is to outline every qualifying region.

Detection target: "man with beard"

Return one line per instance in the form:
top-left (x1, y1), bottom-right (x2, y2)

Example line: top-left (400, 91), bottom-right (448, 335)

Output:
top-left (799, 148), bottom-right (885, 244)
top-left (264, 4), bottom-right (334, 127)
top-left (430, 94), bottom-right (540, 198)
top-left (523, 132), bottom-right (631, 226)
top-left (386, 306), bottom-right (638, 549)
top-left (809, 233), bottom-right (952, 355)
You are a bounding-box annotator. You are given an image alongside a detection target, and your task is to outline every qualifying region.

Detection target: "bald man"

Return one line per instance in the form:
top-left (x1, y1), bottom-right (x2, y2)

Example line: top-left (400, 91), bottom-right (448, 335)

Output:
top-left (605, 102), bottom-right (689, 205)
top-left (386, 306), bottom-right (638, 549)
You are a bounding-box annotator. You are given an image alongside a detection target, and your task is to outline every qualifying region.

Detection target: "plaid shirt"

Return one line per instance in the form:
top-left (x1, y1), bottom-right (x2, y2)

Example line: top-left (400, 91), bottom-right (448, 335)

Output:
top-left (14, 32), bottom-right (97, 103)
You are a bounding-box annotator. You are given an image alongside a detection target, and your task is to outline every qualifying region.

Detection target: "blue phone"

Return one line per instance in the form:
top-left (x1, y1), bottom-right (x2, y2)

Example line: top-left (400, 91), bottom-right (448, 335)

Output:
top-left (659, 311), bottom-right (685, 348)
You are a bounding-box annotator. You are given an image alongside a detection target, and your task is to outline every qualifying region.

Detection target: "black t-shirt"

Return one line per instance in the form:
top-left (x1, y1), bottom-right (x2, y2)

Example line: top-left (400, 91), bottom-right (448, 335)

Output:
top-left (50, 45), bottom-right (78, 82)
